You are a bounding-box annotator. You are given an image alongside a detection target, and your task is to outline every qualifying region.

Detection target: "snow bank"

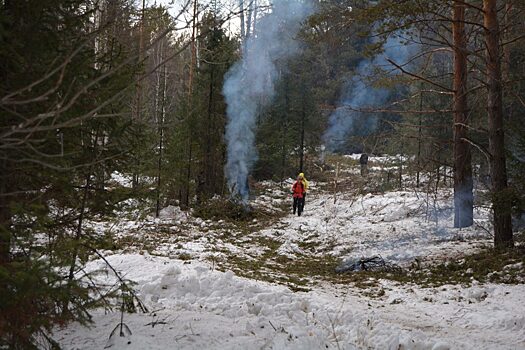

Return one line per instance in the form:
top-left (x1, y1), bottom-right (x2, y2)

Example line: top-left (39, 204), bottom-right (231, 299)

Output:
top-left (59, 253), bottom-right (525, 350)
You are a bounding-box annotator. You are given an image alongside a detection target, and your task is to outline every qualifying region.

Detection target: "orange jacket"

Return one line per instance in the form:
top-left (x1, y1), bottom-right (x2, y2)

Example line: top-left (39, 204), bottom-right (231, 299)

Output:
top-left (292, 181), bottom-right (305, 198)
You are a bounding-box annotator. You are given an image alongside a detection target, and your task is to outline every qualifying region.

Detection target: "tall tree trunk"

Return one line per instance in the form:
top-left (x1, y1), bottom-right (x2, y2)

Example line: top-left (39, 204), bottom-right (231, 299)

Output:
top-left (483, 0), bottom-right (513, 247)
top-left (0, 210), bottom-right (9, 265)
top-left (185, 140), bottom-right (192, 207)
top-left (1, 0), bottom-right (13, 192)
top-left (156, 46), bottom-right (167, 218)
top-left (132, 0), bottom-right (146, 190)
top-left (252, 0), bottom-right (258, 35)
top-left (399, 139), bottom-right (404, 189)
top-left (188, 0), bottom-right (198, 96)
top-left (0, 160), bottom-right (10, 264)
top-left (502, 2), bottom-right (512, 81)
top-left (155, 125), bottom-right (163, 217)
top-left (299, 96), bottom-right (305, 172)
top-left (502, 2), bottom-right (513, 124)
top-left (182, 0), bottom-right (198, 208)
top-left (246, 3), bottom-right (251, 40)
top-left (452, 1), bottom-right (474, 228)
top-left (416, 91), bottom-right (423, 187)
top-left (281, 82), bottom-right (289, 183)
top-left (239, 0), bottom-right (246, 44)
top-left (205, 65), bottom-right (215, 195)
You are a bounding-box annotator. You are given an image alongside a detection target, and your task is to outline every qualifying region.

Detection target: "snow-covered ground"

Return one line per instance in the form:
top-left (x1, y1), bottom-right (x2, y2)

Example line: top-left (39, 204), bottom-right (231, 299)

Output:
top-left (54, 157), bottom-right (525, 349)
top-left (55, 254), bottom-right (525, 349)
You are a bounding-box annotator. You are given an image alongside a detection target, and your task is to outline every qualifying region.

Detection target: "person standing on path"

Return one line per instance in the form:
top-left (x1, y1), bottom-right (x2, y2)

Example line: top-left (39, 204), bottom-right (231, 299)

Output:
top-left (291, 175), bottom-right (305, 216)
top-left (359, 153), bottom-right (369, 177)
top-left (298, 172), bottom-right (309, 207)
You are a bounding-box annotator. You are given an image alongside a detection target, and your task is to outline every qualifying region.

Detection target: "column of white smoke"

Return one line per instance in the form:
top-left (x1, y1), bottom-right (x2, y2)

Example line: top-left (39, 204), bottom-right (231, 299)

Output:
top-left (323, 34), bottom-right (414, 152)
top-left (223, 0), bottom-right (314, 202)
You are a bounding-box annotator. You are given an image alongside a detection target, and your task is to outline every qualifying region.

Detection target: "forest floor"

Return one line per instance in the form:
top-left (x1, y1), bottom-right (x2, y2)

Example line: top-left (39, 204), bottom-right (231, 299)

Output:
top-left (54, 155), bottom-right (525, 350)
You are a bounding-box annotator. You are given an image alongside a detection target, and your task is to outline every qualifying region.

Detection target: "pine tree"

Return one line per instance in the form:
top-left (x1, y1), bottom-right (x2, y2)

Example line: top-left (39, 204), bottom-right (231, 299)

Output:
top-left (0, 0), bottom-right (143, 346)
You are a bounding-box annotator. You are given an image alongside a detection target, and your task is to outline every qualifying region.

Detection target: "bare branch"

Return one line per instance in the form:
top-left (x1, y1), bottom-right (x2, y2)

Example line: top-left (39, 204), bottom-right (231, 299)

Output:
top-left (509, 90), bottom-right (525, 108)
top-left (386, 58), bottom-right (454, 92)
top-left (461, 137), bottom-right (491, 162)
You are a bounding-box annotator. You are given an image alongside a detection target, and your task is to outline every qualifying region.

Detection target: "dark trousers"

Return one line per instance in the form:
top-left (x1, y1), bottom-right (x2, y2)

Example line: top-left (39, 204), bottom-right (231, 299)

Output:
top-left (293, 197), bottom-right (304, 216)
top-left (360, 164), bottom-right (368, 176)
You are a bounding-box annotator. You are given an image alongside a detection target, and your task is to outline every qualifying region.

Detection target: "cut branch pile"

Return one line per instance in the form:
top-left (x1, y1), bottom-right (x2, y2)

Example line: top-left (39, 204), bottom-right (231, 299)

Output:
top-left (335, 255), bottom-right (401, 273)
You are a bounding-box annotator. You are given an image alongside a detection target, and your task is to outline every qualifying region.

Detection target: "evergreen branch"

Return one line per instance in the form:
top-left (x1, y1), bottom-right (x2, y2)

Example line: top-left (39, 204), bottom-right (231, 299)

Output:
top-left (84, 244), bottom-right (149, 314)
top-left (77, 266), bottom-right (114, 312)
top-left (0, 43), bottom-right (87, 106)
top-left (0, 150), bottom-right (128, 172)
